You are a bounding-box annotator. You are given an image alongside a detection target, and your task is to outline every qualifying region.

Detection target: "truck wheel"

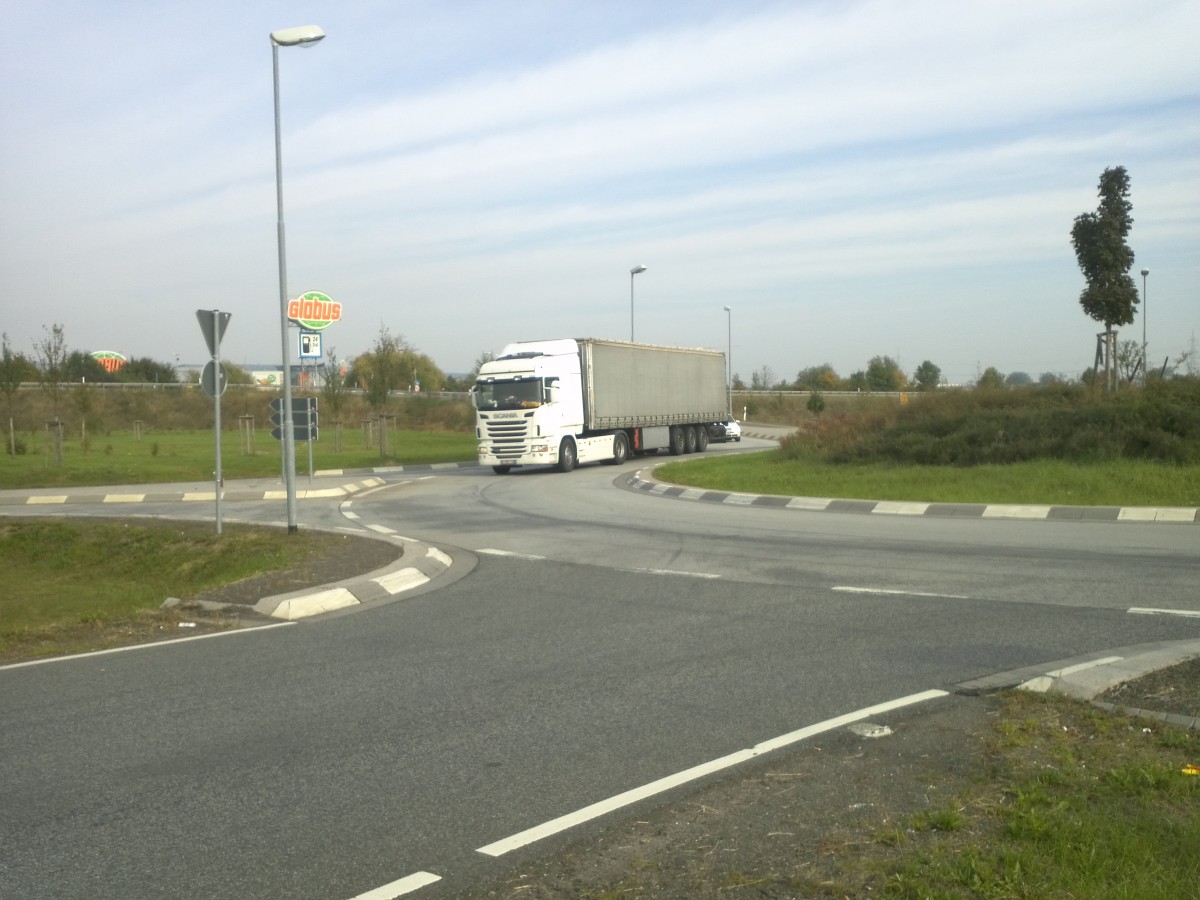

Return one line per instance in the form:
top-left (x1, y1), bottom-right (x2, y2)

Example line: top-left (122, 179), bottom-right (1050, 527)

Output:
top-left (669, 426), bottom-right (685, 455)
top-left (684, 425), bottom-right (698, 453)
top-left (695, 425), bottom-right (709, 452)
top-left (605, 431), bottom-right (630, 465)
top-left (492, 465), bottom-right (512, 474)
top-left (556, 438), bottom-right (577, 472)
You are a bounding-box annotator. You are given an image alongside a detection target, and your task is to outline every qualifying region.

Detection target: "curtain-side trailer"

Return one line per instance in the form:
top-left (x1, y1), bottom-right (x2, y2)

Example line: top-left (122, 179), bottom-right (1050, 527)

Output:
top-left (473, 338), bottom-right (728, 473)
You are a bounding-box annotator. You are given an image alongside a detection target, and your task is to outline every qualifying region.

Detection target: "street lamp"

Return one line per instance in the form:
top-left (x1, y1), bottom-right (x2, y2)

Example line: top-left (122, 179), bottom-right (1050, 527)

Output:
top-left (723, 305), bottom-right (732, 414)
top-left (1140, 267), bottom-right (1150, 384)
top-left (630, 264), bottom-right (646, 341)
top-left (271, 24), bottom-right (325, 533)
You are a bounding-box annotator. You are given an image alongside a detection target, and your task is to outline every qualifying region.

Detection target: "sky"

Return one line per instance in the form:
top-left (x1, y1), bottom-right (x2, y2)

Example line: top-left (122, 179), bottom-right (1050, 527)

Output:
top-left (1, 0), bottom-right (1197, 387)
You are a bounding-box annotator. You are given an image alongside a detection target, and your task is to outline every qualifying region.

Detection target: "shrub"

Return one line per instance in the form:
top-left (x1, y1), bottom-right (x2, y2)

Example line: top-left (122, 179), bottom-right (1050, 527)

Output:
top-left (780, 379), bottom-right (1199, 466)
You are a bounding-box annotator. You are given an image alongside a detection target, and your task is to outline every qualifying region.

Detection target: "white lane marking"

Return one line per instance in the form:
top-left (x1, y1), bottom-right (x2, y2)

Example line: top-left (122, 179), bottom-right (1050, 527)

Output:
top-left (343, 511), bottom-right (361, 520)
top-left (475, 689), bottom-right (948, 858)
top-left (26, 495), bottom-right (67, 504)
top-left (183, 492), bottom-right (216, 502)
top-left (832, 586), bottom-right (971, 600)
top-left (478, 549), bottom-right (546, 560)
top-left (368, 524), bottom-right (398, 535)
top-left (0, 623), bottom-right (295, 671)
top-left (638, 568), bottom-right (721, 579)
top-left (347, 870), bottom-right (442, 899)
top-left (1128, 607), bottom-right (1200, 619)
top-left (103, 493), bottom-right (145, 503)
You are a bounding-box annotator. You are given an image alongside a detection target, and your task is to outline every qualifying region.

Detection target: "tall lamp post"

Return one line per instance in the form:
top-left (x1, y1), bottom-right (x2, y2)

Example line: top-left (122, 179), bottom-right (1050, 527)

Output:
top-left (271, 24), bottom-right (325, 533)
top-left (723, 305), bottom-right (732, 415)
top-left (1140, 267), bottom-right (1150, 384)
top-left (630, 264), bottom-right (646, 341)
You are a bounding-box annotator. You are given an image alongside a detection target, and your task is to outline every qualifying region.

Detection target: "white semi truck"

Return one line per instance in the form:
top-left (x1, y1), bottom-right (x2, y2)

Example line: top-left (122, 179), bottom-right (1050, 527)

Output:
top-left (473, 338), bottom-right (728, 473)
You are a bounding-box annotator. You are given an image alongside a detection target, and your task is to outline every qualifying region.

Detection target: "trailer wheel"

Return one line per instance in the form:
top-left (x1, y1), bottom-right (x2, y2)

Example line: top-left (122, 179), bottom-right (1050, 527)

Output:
top-left (556, 437), bottom-right (577, 472)
top-left (669, 426), bottom-right (686, 455)
top-left (684, 425), bottom-right (698, 453)
top-left (605, 431), bottom-right (630, 465)
top-left (695, 425), bottom-right (709, 452)
top-left (492, 465), bottom-right (512, 474)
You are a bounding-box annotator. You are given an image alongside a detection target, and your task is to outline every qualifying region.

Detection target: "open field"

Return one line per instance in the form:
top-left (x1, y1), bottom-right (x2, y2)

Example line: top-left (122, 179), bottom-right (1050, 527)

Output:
top-left (0, 426), bottom-right (477, 489)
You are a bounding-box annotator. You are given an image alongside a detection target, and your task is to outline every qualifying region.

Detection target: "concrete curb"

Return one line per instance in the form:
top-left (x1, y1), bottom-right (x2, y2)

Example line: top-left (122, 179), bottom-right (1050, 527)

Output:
top-left (626, 469), bottom-right (1200, 525)
top-left (956, 638), bottom-right (1200, 731)
top-left (0, 476), bottom-right (401, 507)
top-left (253, 538), bottom-right (454, 621)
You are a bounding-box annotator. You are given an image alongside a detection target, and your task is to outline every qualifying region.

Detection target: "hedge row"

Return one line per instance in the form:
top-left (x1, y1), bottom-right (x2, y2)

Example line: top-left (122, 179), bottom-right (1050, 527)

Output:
top-left (781, 380), bottom-right (1200, 465)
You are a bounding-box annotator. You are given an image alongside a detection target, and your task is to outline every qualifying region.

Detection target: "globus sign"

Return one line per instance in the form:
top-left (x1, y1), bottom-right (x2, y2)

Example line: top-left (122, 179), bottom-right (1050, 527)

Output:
top-left (287, 290), bottom-right (342, 331)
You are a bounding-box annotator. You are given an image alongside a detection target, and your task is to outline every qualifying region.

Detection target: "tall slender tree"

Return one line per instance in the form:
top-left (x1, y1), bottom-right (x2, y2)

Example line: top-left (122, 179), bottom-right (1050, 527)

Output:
top-left (1071, 166), bottom-right (1137, 390)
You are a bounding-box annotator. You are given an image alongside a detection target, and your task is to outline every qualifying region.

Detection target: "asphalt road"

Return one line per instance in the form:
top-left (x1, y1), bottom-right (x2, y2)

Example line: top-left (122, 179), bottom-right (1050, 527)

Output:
top-left (2, 436), bottom-right (1198, 898)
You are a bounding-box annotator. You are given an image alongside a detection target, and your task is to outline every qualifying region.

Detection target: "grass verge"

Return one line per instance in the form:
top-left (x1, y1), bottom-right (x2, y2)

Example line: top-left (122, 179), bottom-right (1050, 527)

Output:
top-left (0, 428), bottom-right (477, 489)
top-left (657, 453), bottom-right (1200, 507)
top-left (865, 691), bottom-right (1199, 899)
top-left (0, 518), bottom-right (355, 659)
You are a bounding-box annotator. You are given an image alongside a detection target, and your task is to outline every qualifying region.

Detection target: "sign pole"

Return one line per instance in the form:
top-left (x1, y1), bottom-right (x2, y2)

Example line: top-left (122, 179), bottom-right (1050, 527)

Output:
top-left (307, 398), bottom-right (315, 483)
top-left (211, 310), bottom-right (224, 534)
top-left (196, 309), bottom-right (231, 535)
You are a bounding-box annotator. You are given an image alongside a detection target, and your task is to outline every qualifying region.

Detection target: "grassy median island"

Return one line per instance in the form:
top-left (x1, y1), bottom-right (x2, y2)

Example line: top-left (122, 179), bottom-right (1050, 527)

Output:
top-left (660, 380), bottom-right (1200, 507)
top-left (0, 518), bottom-right (366, 660)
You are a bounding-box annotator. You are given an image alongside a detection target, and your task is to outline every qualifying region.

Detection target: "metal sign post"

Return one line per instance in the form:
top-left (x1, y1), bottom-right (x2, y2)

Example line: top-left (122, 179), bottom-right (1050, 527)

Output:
top-left (196, 309), bottom-right (231, 534)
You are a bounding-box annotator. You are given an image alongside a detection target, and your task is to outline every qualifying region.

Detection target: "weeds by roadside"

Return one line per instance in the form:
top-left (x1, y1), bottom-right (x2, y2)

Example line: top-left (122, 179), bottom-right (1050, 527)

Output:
top-left (466, 691), bottom-right (1200, 899)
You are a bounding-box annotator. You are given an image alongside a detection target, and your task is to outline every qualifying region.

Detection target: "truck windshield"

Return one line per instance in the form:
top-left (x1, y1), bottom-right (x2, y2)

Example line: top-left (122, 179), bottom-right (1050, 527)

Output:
top-left (474, 379), bottom-right (543, 410)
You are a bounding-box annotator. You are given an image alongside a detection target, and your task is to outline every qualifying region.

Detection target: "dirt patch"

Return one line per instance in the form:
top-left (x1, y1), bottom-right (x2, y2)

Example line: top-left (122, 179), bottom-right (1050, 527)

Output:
top-left (1096, 657), bottom-right (1200, 720)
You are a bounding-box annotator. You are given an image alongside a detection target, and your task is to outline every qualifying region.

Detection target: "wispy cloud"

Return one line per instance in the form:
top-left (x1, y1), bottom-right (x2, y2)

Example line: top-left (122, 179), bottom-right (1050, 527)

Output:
top-left (0, 0), bottom-right (1196, 384)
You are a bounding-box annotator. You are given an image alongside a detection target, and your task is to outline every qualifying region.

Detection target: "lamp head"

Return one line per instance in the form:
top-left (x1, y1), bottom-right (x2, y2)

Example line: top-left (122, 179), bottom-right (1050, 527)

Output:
top-left (630, 265), bottom-right (647, 275)
top-left (1141, 268), bottom-right (1149, 277)
top-left (271, 25), bottom-right (326, 47)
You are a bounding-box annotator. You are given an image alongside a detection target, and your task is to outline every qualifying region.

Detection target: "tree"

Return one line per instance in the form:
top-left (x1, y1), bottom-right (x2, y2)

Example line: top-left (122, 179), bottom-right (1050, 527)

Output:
top-left (121, 356), bottom-right (178, 384)
top-left (34, 324), bottom-right (69, 464)
top-left (912, 360), bottom-right (941, 391)
top-left (353, 326), bottom-right (411, 456)
top-left (1, 333), bottom-right (36, 455)
top-left (1005, 371), bottom-right (1033, 387)
top-left (65, 351), bottom-right (109, 383)
top-left (865, 355), bottom-right (905, 391)
top-left (321, 350), bottom-right (351, 451)
top-left (1114, 339), bottom-right (1143, 384)
top-left (795, 364), bottom-right (840, 391)
top-left (750, 365), bottom-right (776, 391)
top-left (976, 367), bottom-right (1005, 389)
top-left (1071, 166), bottom-right (1138, 390)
